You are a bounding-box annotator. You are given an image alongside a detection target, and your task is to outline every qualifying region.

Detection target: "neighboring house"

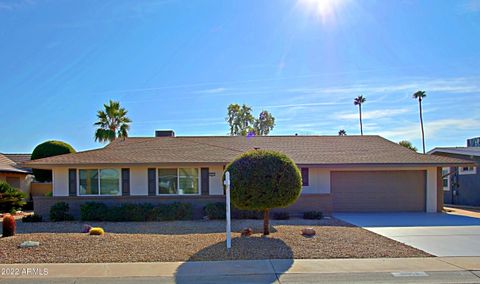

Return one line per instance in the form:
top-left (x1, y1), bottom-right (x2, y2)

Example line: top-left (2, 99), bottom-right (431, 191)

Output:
top-left (428, 137), bottom-right (480, 207)
top-left (0, 153), bottom-right (33, 198)
top-left (24, 132), bottom-right (470, 219)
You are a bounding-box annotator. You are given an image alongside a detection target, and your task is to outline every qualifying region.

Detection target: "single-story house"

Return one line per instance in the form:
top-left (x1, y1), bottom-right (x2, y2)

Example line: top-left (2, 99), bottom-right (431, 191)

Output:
top-left (24, 132), bottom-right (471, 219)
top-left (428, 137), bottom-right (480, 207)
top-left (0, 153), bottom-right (33, 198)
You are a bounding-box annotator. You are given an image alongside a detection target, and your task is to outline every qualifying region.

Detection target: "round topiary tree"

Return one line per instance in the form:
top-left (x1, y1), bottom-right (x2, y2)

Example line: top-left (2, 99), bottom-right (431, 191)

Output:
top-left (225, 149), bottom-right (302, 235)
top-left (31, 140), bottom-right (76, 182)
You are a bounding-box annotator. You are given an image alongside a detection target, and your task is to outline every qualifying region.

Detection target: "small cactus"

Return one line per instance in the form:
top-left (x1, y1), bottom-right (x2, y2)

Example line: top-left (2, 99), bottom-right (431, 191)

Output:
top-left (89, 227), bottom-right (105, 236)
top-left (2, 214), bottom-right (16, 237)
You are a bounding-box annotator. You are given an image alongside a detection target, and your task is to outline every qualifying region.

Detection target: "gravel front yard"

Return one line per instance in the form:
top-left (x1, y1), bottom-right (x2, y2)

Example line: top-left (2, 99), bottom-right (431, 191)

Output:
top-left (0, 218), bottom-right (430, 263)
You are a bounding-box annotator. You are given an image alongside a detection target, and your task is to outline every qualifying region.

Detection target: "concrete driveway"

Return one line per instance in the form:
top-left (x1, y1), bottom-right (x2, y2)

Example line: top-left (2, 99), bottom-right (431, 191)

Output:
top-left (334, 212), bottom-right (480, 257)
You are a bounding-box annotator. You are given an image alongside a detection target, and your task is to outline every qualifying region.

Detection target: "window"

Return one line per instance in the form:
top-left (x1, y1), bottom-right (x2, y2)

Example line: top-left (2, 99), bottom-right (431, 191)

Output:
top-left (301, 168), bottom-right (309, 186)
top-left (158, 169), bottom-right (177, 194)
top-left (79, 169), bottom-right (120, 196)
top-left (442, 167), bottom-right (450, 191)
top-left (459, 166), bottom-right (477, 175)
top-left (158, 168), bottom-right (199, 195)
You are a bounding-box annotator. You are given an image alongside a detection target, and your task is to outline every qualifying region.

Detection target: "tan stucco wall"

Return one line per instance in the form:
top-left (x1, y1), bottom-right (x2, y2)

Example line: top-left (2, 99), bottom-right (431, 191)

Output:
top-left (31, 182), bottom-right (52, 196)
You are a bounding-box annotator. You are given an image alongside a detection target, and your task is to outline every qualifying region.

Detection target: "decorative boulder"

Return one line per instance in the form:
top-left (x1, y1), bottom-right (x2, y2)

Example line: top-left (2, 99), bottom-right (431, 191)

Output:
top-left (301, 228), bottom-right (316, 237)
top-left (241, 228), bottom-right (253, 237)
top-left (19, 241), bottom-right (40, 248)
top-left (82, 224), bottom-right (92, 233)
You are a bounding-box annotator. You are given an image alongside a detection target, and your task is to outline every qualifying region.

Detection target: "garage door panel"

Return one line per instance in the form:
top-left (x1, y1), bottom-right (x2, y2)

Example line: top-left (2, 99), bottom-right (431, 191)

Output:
top-left (332, 171), bottom-right (426, 212)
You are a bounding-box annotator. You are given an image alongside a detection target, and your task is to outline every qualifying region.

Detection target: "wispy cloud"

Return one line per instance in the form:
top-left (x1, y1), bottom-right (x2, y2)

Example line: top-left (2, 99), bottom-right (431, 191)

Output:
top-left (460, 0), bottom-right (480, 13)
top-left (377, 118), bottom-right (480, 142)
top-left (0, 0), bottom-right (34, 11)
top-left (336, 108), bottom-right (411, 120)
top-left (287, 77), bottom-right (480, 97)
top-left (192, 87), bottom-right (228, 94)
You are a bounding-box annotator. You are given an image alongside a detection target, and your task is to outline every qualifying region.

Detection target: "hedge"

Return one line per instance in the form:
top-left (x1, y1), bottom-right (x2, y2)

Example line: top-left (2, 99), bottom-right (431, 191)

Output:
top-left (80, 202), bottom-right (193, 222)
top-left (31, 140), bottom-right (76, 182)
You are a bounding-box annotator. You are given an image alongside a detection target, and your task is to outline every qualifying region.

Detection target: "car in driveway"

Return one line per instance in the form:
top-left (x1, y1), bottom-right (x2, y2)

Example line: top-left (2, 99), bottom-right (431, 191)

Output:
top-left (334, 212), bottom-right (480, 257)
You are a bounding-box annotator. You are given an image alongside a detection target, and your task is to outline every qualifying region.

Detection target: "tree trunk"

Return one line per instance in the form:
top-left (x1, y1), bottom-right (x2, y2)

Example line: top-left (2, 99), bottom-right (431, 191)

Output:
top-left (359, 104), bottom-right (363, 136)
top-left (419, 100), bottom-right (426, 154)
top-left (263, 209), bottom-right (270, 235)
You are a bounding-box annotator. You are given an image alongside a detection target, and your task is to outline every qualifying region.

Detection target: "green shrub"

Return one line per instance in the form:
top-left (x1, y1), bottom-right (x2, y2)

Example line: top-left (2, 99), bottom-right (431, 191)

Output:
top-left (151, 205), bottom-right (170, 221)
top-left (22, 214), bottom-right (43, 222)
top-left (150, 203), bottom-right (193, 221)
top-left (225, 149), bottom-right (302, 234)
top-left (204, 202), bottom-right (226, 220)
top-left (49, 202), bottom-right (74, 221)
top-left (169, 202), bottom-right (193, 220)
top-left (303, 211), bottom-right (323, 220)
top-left (108, 203), bottom-right (154, 221)
top-left (0, 181), bottom-right (26, 214)
top-left (79, 202), bottom-right (193, 222)
top-left (80, 202), bottom-right (108, 221)
top-left (31, 140), bottom-right (76, 182)
top-left (273, 211), bottom-right (290, 220)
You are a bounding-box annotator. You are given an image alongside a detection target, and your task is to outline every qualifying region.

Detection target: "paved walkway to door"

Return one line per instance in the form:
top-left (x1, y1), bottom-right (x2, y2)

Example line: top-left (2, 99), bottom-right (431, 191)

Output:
top-left (334, 212), bottom-right (480, 257)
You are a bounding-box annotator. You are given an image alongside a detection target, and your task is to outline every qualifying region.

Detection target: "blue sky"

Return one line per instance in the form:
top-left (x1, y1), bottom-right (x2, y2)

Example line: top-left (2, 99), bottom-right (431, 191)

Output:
top-left (1, 0), bottom-right (479, 153)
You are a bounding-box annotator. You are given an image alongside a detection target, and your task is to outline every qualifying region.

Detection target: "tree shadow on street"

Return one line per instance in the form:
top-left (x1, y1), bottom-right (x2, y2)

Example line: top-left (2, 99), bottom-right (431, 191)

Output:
top-left (174, 236), bottom-right (294, 284)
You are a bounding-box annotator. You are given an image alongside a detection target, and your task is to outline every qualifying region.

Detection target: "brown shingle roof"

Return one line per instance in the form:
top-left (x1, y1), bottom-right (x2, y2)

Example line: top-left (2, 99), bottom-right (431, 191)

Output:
top-left (3, 153), bottom-right (31, 164)
top-left (0, 153), bottom-right (31, 174)
top-left (24, 135), bottom-right (470, 168)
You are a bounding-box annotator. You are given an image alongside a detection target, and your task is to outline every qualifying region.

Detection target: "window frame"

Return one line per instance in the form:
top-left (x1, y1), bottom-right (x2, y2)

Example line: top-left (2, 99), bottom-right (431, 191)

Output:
top-left (77, 168), bottom-right (122, 196)
top-left (459, 166), bottom-right (477, 175)
top-left (156, 167), bottom-right (201, 196)
top-left (442, 167), bottom-right (451, 191)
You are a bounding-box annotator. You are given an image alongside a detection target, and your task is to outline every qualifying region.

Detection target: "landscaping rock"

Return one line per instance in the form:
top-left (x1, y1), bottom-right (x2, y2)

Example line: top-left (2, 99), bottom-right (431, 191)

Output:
top-left (301, 227), bottom-right (316, 237)
top-left (82, 224), bottom-right (92, 233)
top-left (240, 227), bottom-right (253, 237)
top-left (19, 241), bottom-right (40, 248)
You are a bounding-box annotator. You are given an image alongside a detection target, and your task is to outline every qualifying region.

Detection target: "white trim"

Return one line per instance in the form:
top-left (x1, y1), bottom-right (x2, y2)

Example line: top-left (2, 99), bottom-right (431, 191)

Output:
top-left (155, 167), bottom-right (201, 196)
top-left (442, 167), bottom-right (450, 191)
top-left (77, 168), bottom-right (122, 197)
top-left (426, 167), bottom-right (437, 213)
top-left (459, 166), bottom-right (477, 175)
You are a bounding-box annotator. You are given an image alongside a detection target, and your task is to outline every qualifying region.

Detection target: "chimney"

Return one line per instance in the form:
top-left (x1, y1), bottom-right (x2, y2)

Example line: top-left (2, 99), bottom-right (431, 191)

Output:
top-left (155, 130), bottom-right (175, 137)
top-left (467, 137), bottom-right (480, 147)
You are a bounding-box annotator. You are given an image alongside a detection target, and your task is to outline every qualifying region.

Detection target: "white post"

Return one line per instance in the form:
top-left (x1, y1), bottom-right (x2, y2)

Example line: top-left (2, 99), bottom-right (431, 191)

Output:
top-left (224, 171), bottom-right (231, 250)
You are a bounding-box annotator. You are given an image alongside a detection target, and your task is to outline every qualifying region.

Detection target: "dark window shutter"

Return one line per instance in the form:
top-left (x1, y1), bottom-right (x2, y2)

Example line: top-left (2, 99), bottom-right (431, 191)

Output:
top-left (201, 168), bottom-right (209, 195)
top-left (148, 168), bottom-right (156, 196)
top-left (68, 169), bottom-right (77, 196)
top-left (121, 168), bottom-right (130, 196)
top-left (301, 168), bottom-right (309, 186)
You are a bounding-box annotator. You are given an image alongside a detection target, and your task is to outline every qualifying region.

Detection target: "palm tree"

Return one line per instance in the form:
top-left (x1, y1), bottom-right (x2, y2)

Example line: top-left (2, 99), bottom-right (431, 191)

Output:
top-left (338, 129), bottom-right (347, 136)
top-left (353, 95), bottom-right (366, 135)
top-left (399, 140), bottom-right (418, 152)
top-left (94, 100), bottom-right (132, 143)
top-left (413, 91), bottom-right (427, 154)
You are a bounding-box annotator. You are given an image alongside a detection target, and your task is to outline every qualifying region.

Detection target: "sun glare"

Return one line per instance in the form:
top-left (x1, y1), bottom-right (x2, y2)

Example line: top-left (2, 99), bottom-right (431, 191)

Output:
top-left (298, 0), bottom-right (346, 24)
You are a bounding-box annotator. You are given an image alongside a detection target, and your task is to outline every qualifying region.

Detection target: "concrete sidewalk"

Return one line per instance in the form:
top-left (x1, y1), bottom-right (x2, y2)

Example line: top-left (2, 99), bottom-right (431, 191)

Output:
top-left (1, 257), bottom-right (480, 283)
